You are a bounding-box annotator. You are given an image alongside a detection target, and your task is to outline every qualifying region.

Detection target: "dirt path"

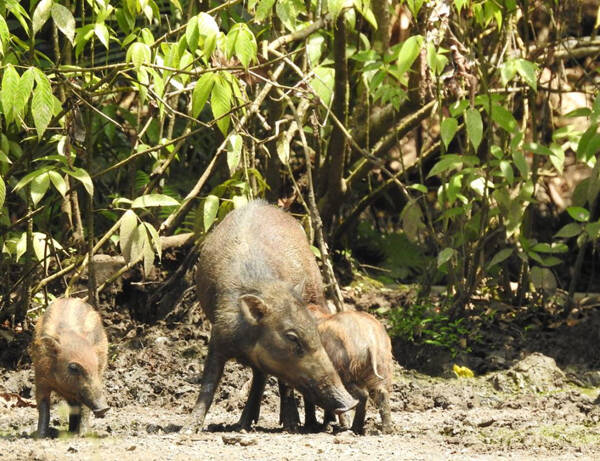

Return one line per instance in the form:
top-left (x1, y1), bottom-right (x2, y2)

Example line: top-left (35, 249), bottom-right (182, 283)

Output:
top-left (2, 355), bottom-right (599, 460)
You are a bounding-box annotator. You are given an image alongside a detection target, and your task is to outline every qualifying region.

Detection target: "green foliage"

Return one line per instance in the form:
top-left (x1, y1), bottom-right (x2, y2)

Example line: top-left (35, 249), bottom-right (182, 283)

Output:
top-left (386, 302), bottom-right (471, 357)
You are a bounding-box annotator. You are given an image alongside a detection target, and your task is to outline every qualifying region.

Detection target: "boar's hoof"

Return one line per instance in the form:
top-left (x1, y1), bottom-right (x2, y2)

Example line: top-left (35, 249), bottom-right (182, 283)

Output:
top-left (34, 427), bottom-right (59, 439)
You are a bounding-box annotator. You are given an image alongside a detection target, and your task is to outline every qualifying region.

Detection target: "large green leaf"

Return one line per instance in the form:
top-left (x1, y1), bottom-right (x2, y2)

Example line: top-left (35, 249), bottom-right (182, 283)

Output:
top-left (256, 0), bottom-right (276, 21)
top-left (191, 73), bottom-right (214, 118)
top-left (65, 167), bottom-right (94, 196)
top-left (31, 70), bottom-right (54, 138)
top-left (0, 15), bottom-right (10, 56)
top-left (211, 75), bottom-right (232, 135)
top-left (310, 66), bottom-right (335, 106)
top-left (48, 170), bottom-right (67, 198)
top-left (32, 0), bottom-right (52, 36)
top-left (94, 23), bottom-right (110, 49)
top-left (515, 58), bottom-right (537, 91)
top-left (30, 172), bottom-right (50, 207)
top-left (51, 3), bottom-right (75, 44)
top-left (1, 64), bottom-right (19, 125)
top-left (126, 42), bottom-right (151, 70)
top-left (14, 68), bottom-right (34, 123)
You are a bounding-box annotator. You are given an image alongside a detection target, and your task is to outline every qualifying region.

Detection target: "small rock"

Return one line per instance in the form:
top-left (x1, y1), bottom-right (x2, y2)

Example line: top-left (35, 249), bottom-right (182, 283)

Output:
top-left (146, 424), bottom-right (161, 434)
top-left (126, 445), bottom-right (136, 451)
top-left (67, 446), bottom-right (77, 453)
top-left (221, 434), bottom-right (257, 446)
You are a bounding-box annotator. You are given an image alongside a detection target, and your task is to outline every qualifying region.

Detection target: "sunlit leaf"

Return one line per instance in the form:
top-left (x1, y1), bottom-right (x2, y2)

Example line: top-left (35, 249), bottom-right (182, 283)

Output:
top-left (131, 194), bottom-right (180, 208)
top-left (227, 134), bottom-right (242, 175)
top-left (515, 58), bottom-right (537, 91)
top-left (48, 170), bottom-right (67, 198)
top-left (94, 23), bottom-right (110, 49)
top-left (65, 167), bottom-right (94, 196)
top-left (0, 175), bottom-right (5, 211)
top-left (31, 70), bottom-right (54, 138)
top-left (30, 172), bottom-right (50, 207)
top-left (437, 247), bottom-right (455, 267)
top-left (567, 206), bottom-right (590, 223)
top-left (120, 209), bottom-right (138, 263)
top-left (51, 3), bottom-right (75, 44)
top-left (554, 222), bottom-right (582, 239)
top-left (191, 73), bottom-right (214, 118)
top-left (203, 194), bottom-right (219, 232)
top-left (211, 75), bottom-right (232, 135)
top-left (1, 64), bottom-right (19, 125)
top-left (32, 0), bottom-right (52, 36)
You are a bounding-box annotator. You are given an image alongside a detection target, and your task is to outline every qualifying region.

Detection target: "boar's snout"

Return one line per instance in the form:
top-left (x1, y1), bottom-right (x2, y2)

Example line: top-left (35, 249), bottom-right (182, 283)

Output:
top-left (81, 390), bottom-right (109, 418)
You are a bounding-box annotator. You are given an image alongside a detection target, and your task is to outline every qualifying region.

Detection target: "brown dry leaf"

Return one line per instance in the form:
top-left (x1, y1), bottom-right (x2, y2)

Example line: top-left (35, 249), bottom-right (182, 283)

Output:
top-left (0, 392), bottom-right (36, 408)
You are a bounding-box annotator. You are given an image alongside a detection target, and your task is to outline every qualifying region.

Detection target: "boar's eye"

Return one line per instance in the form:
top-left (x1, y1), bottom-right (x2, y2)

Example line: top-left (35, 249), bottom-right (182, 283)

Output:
top-left (68, 363), bottom-right (82, 375)
top-left (285, 331), bottom-right (304, 356)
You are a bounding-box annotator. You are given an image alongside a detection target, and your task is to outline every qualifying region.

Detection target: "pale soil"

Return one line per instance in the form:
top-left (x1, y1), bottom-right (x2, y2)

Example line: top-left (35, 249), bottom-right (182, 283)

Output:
top-left (1, 302), bottom-right (600, 460)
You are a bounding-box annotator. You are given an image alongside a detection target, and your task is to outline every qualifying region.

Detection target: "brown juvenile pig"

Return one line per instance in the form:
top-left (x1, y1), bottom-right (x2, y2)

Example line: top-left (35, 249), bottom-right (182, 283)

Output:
top-left (184, 200), bottom-right (356, 433)
top-left (29, 298), bottom-right (109, 438)
top-left (305, 305), bottom-right (393, 434)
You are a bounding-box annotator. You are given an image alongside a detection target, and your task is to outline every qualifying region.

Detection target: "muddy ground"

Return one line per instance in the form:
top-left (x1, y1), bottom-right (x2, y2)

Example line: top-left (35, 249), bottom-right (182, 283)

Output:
top-left (1, 291), bottom-right (600, 460)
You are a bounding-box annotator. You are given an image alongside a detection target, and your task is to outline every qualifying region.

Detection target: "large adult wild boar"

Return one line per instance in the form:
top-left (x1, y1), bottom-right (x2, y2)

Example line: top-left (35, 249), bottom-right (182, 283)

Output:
top-left (305, 305), bottom-right (393, 434)
top-left (29, 298), bottom-right (109, 438)
top-left (185, 200), bottom-right (356, 432)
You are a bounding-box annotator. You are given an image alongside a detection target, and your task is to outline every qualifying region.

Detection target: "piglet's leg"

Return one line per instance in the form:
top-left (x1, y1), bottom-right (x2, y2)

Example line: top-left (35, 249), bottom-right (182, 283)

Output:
top-left (349, 385), bottom-right (369, 435)
top-left (238, 367), bottom-right (266, 430)
top-left (68, 403), bottom-right (82, 433)
top-left (36, 391), bottom-right (51, 438)
top-left (278, 381), bottom-right (300, 432)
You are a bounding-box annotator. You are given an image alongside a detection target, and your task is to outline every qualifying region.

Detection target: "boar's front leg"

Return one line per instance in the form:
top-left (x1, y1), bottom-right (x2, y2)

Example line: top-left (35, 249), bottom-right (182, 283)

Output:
top-left (372, 386), bottom-right (392, 434)
top-left (303, 396), bottom-right (321, 432)
top-left (278, 381), bottom-right (300, 432)
top-left (238, 367), bottom-right (266, 430)
top-left (185, 339), bottom-right (226, 433)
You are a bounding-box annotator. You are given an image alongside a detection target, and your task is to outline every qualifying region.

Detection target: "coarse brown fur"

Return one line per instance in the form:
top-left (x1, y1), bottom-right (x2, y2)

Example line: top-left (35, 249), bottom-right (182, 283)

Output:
top-left (306, 305), bottom-right (393, 434)
top-left (29, 298), bottom-right (108, 438)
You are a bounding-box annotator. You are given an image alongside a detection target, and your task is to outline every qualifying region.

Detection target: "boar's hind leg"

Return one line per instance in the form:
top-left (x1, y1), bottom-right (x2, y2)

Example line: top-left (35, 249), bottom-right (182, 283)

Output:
top-left (349, 385), bottom-right (369, 435)
top-left (372, 387), bottom-right (392, 434)
top-left (187, 340), bottom-right (226, 432)
top-left (36, 393), bottom-right (51, 438)
top-left (238, 368), bottom-right (266, 430)
top-left (278, 381), bottom-right (300, 432)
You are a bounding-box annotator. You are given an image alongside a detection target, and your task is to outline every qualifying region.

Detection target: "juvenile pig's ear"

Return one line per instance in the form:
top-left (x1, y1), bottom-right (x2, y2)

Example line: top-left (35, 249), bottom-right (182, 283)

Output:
top-left (40, 336), bottom-right (60, 356)
top-left (239, 294), bottom-right (270, 325)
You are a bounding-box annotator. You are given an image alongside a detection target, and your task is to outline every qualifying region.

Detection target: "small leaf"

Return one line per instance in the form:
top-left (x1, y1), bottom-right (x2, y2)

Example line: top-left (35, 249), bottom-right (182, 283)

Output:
top-left (94, 23), bottom-right (110, 49)
top-left (0, 175), bottom-right (5, 211)
top-left (120, 209), bottom-right (138, 263)
top-left (276, 135), bottom-right (290, 165)
top-left (191, 73), bottom-right (214, 118)
top-left (465, 108), bottom-right (483, 151)
top-left (65, 167), bottom-right (94, 196)
top-left (126, 42), bottom-right (152, 70)
top-left (51, 3), bottom-right (75, 44)
top-left (395, 35), bottom-right (424, 77)
top-left (530, 266), bottom-right (557, 293)
top-left (203, 194), bottom-right (219, 233)
top-left (327, 0), bottom-right (345, 20)
top-left (515, 58), bottom-right (537, 91)
top-left (211, 75), bottom-right (232, 135)
top-left (512, 151), bottom-right (529, 178)
top-left (486, 248), bottom-right (513, 270)
top-left (14, 68), bottom-right (34, 123)
top-left (437, 247), bottom-right (455, 267)
top-left (32, 0), bottom-right (53, 36)
top-left (48, 170), bottom-right (67, 198)
top-left (453, 364), bottom-right (474, 378)
top-left (567, 206), bottom-right (590, 223)
top-left (186, 15), bottom-right (199, 52)
top-left (440, 117), bottom-right (458, 149)
top-left (131, 194), bottom-right (180, 208)
top-left (30, 172), bottom-right (50, 207)
top-left (490, 104), bottom-right (517, 133)
top-left (554, 222), bottom-right (582, 239)
top-left (232, 195), bottom-right (248, 209)
top-left (256, 0), bottom-right (277, 21)
top-left (227, 134), bottom-right (242, 175)
top-left (310, 66), bottom-right (335, 106)
top-left (143, 221), bottom-right (162, 259)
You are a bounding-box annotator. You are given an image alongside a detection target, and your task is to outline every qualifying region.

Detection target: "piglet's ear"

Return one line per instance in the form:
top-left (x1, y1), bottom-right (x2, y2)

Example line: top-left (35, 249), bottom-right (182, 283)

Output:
top-left (239, 294), bottom-right (270, 325)
top-left (40, 335), bottom-right (60, 356)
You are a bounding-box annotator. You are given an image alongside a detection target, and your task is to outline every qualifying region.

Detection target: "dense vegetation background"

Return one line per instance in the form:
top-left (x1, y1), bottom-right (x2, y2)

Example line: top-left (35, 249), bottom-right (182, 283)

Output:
top-left (0, 0), bottom-right (599, 354)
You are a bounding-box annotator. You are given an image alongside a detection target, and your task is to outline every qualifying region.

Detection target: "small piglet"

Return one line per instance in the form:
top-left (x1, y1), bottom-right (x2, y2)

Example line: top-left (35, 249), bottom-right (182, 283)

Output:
top-left (306, 305), bottom-right (393, 434)
top-left (29, 298), bottom-right (109, 438)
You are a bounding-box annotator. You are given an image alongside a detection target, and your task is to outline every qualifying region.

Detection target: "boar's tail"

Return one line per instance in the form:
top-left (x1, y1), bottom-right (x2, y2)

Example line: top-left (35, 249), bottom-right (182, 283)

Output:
top-left (369, 349), bottom-right (384, 381)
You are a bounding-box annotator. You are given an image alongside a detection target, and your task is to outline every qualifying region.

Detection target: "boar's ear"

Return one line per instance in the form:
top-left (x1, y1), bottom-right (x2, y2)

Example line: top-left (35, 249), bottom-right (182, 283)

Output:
top-left (292, 278), bottom-right (305, 298)
top-left (239, 294), bottom-right (270, 325)
top-left (40, 335), bottom-right (60, 356)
